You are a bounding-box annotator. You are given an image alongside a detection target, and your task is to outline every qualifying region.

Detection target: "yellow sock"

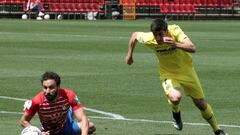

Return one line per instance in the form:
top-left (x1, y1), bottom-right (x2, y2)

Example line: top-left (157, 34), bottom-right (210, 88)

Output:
top-left (168, 99), bottom-right (180, 113)
top-left (201, 104), bottom-right (219, 132)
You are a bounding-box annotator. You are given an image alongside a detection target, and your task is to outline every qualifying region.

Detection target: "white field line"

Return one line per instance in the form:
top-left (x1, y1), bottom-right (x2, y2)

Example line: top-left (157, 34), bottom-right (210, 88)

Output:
top-left (0, 96), bottom-right (26, 101)
top-left (89, 116), bottom-right (240, 128)
top-left (84, 108), bottom-right (125, 119)
top-left (1, 96), bottom-right (240, 129)
top-left (0, 95), bottom-right (125, 119)
top-left (1, 111), bottom-right (240, 129)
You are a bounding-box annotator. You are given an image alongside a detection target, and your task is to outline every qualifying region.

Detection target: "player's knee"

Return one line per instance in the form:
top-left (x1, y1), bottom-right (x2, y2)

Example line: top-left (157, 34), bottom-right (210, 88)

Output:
top-left (169, 89), bottom-right (181, 104)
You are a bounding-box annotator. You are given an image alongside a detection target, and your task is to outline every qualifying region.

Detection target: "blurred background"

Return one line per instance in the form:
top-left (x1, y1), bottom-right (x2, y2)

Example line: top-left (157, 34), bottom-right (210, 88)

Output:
top-left (0, 0), bottom-right (239, 20)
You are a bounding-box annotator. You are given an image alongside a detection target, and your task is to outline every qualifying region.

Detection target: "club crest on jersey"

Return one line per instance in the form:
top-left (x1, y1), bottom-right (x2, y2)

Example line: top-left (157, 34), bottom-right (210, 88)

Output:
top-left (74, 96), bottom-right (81, 105)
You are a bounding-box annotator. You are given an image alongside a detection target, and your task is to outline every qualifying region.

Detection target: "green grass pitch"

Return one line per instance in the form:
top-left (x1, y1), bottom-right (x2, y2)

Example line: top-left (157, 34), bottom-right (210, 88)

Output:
top-left (0, 19), bottom-right (239, 135)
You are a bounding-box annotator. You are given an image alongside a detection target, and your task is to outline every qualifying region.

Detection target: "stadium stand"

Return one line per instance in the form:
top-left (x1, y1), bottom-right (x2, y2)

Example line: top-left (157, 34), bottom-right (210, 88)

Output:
top-left (0, 0), bottom-right (239, 19)
top-left (133, 0), bottom-right (238, 20)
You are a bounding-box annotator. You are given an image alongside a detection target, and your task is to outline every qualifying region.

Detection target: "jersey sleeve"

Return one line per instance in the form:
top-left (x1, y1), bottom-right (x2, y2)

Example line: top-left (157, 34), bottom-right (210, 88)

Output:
top-left (136, 32), bottom-right (155, 45)
top-left (24, 98), bottom-right (39, 116)
top-left (67, 90), bottom-right (82, 111)
top-left (170, 25), bottom-right (188, 42)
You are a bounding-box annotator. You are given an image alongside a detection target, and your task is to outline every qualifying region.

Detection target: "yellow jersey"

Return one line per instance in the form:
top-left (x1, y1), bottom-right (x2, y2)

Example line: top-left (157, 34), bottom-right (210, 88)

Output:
top-left (136, 25), bottom-right (195, 80)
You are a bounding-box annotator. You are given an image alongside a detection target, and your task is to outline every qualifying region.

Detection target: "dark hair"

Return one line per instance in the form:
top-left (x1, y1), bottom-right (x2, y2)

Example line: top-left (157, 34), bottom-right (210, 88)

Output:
top-left (41, 71), bottom-right (61, 86)
top-left (150, 18), bottom-right (168, 33)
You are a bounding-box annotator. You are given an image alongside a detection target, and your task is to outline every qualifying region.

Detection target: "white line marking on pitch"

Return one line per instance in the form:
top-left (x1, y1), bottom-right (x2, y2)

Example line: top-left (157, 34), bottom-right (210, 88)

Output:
top-left (0, 95), bottom-right (125, 119)
top-left (1, 111), bottom-right (240, 129)
top-left (1, 96), bottom-right (240, 129)
top-left (89, 116), bottom-right (240, 128)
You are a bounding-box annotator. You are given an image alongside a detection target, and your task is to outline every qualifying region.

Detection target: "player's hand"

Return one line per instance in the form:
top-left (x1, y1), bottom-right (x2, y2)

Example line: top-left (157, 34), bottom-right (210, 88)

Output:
top-left (163, 37), bottom-right (176, 47)
top-left (125, 55), bottom-right (133, 65)
top-left (42, 131), bottom-right (50, 135)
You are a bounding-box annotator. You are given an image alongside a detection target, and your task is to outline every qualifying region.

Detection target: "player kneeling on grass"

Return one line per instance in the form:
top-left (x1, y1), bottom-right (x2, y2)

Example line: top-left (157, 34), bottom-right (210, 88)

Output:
top-left (20, 71), bottom-right (96, 135)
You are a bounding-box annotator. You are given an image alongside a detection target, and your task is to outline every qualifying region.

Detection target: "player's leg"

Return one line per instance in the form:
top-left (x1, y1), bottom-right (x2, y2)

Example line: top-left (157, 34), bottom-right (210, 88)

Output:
top-left (182, 73), bottom-right (227, 135)
top-left (60, 107), bottom-right (81, 135)
top-left (61, 107), bottom-right (96, 135)
top-left (30, 3), bottom-right (44, 18)
top-left (162, 79), bottom-right (183, 130)
top-left (192, 98), bottom-right (227, 135)
top-left (192, 98), bottom-right (218, 130)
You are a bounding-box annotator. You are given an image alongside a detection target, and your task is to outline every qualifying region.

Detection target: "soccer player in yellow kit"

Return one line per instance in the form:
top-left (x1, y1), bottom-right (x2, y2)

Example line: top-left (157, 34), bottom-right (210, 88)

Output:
top-left (125, 18), bottom-right (227, 135)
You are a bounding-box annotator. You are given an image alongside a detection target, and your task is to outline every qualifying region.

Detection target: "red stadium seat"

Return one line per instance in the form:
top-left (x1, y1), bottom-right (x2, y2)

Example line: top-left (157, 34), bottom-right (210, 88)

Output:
top-left (160, 5), bottom-right (169, 13)
top-left (157, 0), bottom-right (165, 6)
top-left (75, 3), bottom-right (84, 12)
top-left (220, 0), bottom-right (233, 7)
top-left (173, 0), bottom-right (180, 5)
top-left (160, 4), bottom-right (172, 13)
top-left (0, 0), bottom-right (5, 3)
top-left (81, 3), bottom-right (88, 12)
top-left (11, 0), bottom-right (24, 4)
top-left (76, 0), bottom-right (85, 2)
top-left (59, 0), bottom-right (69, 3)
top-left (160, 4), bottom-right (196, 14)
top-left (68, 0), bottom-right (75, 3)
top-left (64, 3), bottom-right (72, 12)
top-left (181, 0), bottom-right (193, 6)
top-left (90, 3), bottom-right (99, 12)
top-left (149, 0), bottom-right (159, 6)
top-left (184, 5), bottom-right (196, 13)
top-left (48, 0), bottom-right (60, 3)
top-left (207, 0), bottom-right (219, 6)
top-left (98, 0), bottom-right (104, 5)
top-left (49, 3), bottom-right (60, 12)
top-left (194, 0), bottom-right (202, 6)
top-left (0, 0), bottom-right (23, 3)
top-left (136, 0), bottom-right (148, 6)
top-left (91, 0), bottom-right (99, 3)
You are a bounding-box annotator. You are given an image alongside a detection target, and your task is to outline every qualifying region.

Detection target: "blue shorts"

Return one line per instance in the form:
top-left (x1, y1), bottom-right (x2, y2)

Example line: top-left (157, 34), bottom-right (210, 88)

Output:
top-left (60, 107), bottom-right (81, 135)
top-left (30, 5), bottom-right (40, 14)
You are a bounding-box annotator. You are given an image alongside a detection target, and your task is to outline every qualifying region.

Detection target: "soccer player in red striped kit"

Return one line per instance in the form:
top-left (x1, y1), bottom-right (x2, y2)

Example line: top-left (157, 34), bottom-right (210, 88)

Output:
top-left (20, 71), bottom-right (96, 135)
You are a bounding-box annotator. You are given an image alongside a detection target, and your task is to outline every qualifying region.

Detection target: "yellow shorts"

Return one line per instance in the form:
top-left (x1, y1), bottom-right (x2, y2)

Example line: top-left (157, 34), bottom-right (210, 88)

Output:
top-left (161, 74), bottom-right (205, 99)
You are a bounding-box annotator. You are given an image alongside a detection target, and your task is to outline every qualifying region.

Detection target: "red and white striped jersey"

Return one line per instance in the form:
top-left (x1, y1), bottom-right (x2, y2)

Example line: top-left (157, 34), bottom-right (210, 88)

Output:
top-left (24, 88), bottom-right (82, 134)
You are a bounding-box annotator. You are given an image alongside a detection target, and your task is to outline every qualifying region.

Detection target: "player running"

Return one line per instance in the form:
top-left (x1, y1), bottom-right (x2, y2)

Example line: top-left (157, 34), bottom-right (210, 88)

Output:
top-left (125, 18), bottom-right (227, 135)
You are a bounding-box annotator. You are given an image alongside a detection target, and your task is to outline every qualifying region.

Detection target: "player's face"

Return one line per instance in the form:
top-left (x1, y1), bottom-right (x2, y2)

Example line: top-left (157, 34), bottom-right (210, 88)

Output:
top-left (42, 79), bottom-right (58, 101)
top-left (153, 30), bottom-right (168, 44)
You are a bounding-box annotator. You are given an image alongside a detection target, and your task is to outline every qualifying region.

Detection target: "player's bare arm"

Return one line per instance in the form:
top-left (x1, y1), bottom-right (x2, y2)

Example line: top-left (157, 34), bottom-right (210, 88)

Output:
top-left (74, 108), bottom-right (89, 135)
top-left (19, 112), bottom-right (33, 128)
top-left (163, 36), bottom-right (196, 53)
top-left (125, 32), bottom-right (138, 65)
top-left (20, 113), bottom-right (50, 135)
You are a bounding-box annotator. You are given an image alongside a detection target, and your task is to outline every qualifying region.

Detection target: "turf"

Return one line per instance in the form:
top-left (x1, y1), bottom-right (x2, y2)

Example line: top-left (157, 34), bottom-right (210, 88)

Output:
top-left (0, 19), bottom-right (239, 135)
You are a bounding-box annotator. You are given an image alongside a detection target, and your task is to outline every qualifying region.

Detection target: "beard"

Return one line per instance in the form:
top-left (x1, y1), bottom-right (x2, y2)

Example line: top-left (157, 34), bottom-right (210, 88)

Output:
top-left (45, 93), bottom-right (57, 101)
